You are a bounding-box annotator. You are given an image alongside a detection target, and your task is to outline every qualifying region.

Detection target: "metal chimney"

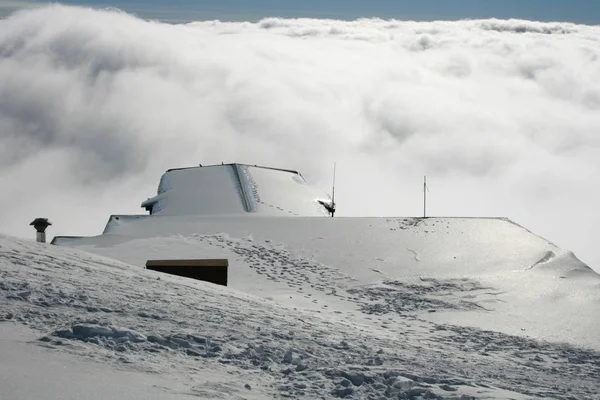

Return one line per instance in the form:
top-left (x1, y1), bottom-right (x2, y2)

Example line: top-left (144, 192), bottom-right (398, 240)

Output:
top-left (30, 218), bottom-right (52, 243)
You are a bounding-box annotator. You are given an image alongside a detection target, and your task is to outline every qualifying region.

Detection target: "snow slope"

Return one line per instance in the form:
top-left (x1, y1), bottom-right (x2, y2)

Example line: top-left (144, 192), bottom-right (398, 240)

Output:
top-left (0, 324), bottom-right (202, 400)
top-left (2, 217), bottom-right (599, 399)
top-left (55, 216), bottom-right (600, 349)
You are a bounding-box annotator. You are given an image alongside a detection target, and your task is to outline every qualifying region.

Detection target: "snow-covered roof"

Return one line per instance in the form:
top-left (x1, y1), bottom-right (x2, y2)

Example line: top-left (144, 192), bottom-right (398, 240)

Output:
top-left (140, 163), bottom-right (332, 217)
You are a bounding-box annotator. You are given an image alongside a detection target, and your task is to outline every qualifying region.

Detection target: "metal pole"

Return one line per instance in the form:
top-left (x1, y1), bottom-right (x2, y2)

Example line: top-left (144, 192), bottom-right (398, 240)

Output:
top-left (331, 162), bottom-right (336, 217)
top-left (423, 175), bottom-right (427, 218)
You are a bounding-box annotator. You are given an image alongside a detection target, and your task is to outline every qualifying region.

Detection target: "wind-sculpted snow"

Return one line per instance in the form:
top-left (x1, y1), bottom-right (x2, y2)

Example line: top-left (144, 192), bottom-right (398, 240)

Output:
top-left (54, 216), bottom-right (600, 347)
top-left (2, 233), bottom-right (600, 399)
top-left (348, 278), bottom-right (499, 315)
top-left (1, 5), bottom-right (600, 270)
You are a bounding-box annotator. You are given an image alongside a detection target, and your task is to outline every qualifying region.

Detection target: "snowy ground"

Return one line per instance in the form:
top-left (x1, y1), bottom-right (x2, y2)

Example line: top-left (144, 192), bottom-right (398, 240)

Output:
top-left (2, 217), bottom-right (600, 399)
top-left (0, 324), bottom-right (203, 400)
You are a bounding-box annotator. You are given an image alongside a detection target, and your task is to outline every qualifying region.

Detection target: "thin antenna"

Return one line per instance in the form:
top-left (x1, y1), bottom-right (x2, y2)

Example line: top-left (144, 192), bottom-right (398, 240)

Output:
top-left (423, 175), bottom-right (426, 218)
top-left (330, 162), bottom-right (337, 217)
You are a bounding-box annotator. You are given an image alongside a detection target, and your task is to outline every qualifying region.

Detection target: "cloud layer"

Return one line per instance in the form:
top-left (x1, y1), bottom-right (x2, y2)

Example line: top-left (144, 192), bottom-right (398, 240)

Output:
top-left (1, 5), bottom-right (600, 269)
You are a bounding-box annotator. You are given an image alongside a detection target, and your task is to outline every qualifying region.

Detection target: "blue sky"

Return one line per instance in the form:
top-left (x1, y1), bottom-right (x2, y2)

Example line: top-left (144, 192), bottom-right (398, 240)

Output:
top-left (2, 0), bottom-right (600, 23)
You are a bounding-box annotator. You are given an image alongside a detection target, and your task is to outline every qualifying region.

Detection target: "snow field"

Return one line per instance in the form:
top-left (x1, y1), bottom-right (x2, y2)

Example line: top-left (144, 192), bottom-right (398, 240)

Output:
top-left (2, 217), bottom-right (600, 398)
top-left (61, 216), bottom-right (600, 347)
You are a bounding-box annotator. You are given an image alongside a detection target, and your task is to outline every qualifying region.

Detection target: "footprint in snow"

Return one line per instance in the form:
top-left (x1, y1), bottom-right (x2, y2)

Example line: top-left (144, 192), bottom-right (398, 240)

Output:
top-left (406, 248), bottom-right (421, 262)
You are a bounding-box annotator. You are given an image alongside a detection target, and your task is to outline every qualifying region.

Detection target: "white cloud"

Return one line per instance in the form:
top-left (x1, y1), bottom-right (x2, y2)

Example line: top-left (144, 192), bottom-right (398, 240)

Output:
top-left (1, 5), bottom-right (600, 270)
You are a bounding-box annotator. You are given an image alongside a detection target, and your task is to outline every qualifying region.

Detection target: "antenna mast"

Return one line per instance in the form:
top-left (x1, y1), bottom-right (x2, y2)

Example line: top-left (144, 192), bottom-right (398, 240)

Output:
top-left (330, 162), bottom-right (337, 217)
top-left (423, 175), bottom-right (428, 218)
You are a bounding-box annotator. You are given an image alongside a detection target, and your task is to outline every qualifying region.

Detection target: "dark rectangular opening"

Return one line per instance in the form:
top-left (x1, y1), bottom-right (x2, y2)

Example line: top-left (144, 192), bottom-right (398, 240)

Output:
top-left (146, 259), bottom-right (228, 286)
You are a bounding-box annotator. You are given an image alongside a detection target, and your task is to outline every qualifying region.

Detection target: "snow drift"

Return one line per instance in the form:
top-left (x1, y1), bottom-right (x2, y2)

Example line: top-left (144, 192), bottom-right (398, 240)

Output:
top-left (3, 213), bottom-right (600, 398)
top-left (53, 215), bottom-right (600, 349)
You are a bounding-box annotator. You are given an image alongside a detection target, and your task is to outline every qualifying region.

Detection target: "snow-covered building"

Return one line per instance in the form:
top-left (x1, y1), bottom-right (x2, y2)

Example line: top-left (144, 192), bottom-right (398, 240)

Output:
top-left (140, 163), bottom-right (332, 217)
top-left (31, 164), bottom-right (600, 400)
top-left (52, 163), bottom-right (334, 241)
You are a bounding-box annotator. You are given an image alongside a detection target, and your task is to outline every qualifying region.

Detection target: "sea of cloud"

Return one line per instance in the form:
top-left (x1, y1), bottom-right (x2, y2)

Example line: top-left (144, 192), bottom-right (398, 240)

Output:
top-left (1, 5), bottom-right (599, 270)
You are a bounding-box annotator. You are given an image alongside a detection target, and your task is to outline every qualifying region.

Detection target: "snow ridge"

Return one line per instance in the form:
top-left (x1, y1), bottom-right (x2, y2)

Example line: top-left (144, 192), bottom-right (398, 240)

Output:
top-left (1, 234), bottom-right (600, 399)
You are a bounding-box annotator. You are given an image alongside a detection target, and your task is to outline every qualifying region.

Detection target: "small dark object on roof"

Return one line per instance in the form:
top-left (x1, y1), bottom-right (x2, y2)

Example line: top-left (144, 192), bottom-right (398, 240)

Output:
top-left (30, 218), bottom-right (52, 233)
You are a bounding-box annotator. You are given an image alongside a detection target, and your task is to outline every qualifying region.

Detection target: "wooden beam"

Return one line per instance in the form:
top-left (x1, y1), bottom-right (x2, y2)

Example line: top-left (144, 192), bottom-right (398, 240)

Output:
top-left (146, 259), bottom-right (228, 268)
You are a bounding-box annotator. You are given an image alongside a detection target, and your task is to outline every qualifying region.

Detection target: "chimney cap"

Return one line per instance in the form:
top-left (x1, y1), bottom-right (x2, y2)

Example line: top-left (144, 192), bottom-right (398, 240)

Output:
top-left (30, 218), bottom-right (52, 232)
